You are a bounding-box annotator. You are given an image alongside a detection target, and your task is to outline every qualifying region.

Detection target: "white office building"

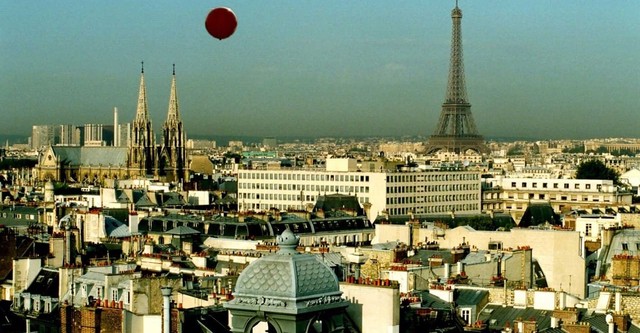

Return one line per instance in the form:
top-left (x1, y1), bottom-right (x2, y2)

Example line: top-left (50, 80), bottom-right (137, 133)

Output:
top-left (238, 158), bottom-right (481, 220)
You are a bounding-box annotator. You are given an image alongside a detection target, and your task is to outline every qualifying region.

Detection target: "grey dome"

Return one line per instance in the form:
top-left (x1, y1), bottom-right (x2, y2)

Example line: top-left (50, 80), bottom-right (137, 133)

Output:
top-left (234, 228), bottom-right (340, 300)
top-left (234, 252), bottom-right (340, 299)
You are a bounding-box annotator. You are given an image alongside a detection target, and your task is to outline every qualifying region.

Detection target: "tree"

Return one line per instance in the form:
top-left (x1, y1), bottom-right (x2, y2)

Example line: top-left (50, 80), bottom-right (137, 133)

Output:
top-left (506, 144), bottom-right (523, 156)
top-left (562, 145), bottom-right (585, 154)
top-left (575, 160), bottom-right (620, 185)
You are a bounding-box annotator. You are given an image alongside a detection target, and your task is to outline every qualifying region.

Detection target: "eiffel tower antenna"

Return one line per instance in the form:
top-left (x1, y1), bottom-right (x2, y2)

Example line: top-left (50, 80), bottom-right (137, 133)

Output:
top-left (426, 2), bottom-right (487, 154)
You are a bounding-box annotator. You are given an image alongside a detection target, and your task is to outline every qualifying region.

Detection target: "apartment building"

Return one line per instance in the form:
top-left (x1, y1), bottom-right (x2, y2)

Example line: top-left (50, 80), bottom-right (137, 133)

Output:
top-left (482, 176), bottom-right (632, 220)
top-left (575, 214), bottom-right (622, 242)
top-left (238, 158), bottom-right (481, 220)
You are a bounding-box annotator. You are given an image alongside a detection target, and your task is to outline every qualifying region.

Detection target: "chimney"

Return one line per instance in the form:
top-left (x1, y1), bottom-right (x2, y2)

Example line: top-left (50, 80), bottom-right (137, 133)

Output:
top-left (613, 313), bottom-right (630, 332)
top-left (601, 228), bottom-right (615, 247)
top-left (363, 202), bottom-right (372, 220)
top-left (65, 222), bottom-right (72, 266)
top-left (513, 289), bottom-right (528, 308)
top-left (503, 281), bottom-right (508, 307)
top-left (615, 292), bottom-right (622, 313)
top-left (523, 320), bottom-right (537, 333)
top-left (563, 322), bottom-right (590, 333)
top-left (161, 287), bottom-right (172, 333)
top-left (128, 211), bottom-right (139, 234)
top-left (444, 263), bottom-right (450, 280)
top-left (553, 309), bottom-right (579, 324)
top-left (514, 319), bottom-right (537, 333)
top-left (533, 290), bottom-right (555, 311)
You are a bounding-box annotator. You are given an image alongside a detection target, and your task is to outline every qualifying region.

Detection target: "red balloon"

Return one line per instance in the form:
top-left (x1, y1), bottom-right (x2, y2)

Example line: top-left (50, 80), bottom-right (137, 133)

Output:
top-left (205, 7), bottom-right (237, 40)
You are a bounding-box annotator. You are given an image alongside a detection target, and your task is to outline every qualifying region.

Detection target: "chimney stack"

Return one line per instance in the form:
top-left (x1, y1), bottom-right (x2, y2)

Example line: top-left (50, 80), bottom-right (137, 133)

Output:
top-left (161, 287), bottom-right (172, 333)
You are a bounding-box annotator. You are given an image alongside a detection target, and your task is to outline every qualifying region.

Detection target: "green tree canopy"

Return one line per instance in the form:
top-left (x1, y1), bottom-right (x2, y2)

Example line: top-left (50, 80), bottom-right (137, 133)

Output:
top-left (562, 145), bottom-right (585, 154)
top-left (575, 159), bottom-right (620, 185)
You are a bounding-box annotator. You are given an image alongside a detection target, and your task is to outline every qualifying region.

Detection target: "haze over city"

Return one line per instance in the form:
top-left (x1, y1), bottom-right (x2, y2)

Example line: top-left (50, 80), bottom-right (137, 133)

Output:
top-left (1, 0), bottom-right (639, 140)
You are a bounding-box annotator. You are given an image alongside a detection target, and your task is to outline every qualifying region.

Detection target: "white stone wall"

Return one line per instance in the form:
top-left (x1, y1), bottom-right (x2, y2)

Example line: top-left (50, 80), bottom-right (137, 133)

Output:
top-left (12, 258), bottom-right (41, 294)
top-left (340, 283), bottom-right (399, 333)
top-left (436, 227), bottom-right (586, 298)
top-left (375, 224), bottom-right (587, 298)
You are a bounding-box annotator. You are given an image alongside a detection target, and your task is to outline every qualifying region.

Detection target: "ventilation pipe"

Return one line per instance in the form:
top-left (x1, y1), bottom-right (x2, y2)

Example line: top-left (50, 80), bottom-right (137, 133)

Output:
top-left (65, 223), bottom-right (72, 266)
top-left (444, 263), bottom-right (450, 280)
top-left (606, 313), bottom-right (615, 333)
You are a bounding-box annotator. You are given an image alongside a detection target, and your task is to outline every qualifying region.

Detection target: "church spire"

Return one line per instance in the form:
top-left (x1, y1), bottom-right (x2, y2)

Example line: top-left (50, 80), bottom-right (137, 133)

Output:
top-left (135, 61), bottom-right (150, 123)
top-left (166, 63), bottom-right (180, 122)
top-left (161, 64), bottom-right (187, 183)
top-left (128, 61), bottom-right (155, 177)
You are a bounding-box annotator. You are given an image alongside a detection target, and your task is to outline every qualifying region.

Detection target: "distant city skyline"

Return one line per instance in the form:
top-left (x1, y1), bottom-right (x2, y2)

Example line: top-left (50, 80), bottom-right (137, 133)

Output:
top-left (1, 1), bottom-right (639, 140)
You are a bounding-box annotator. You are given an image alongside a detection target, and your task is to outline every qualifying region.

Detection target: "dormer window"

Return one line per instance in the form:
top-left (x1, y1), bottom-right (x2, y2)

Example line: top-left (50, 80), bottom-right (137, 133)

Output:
top-left (13, 295), bottom-right (22, 310)
top-left (23, 294), bottom-right (31, 311)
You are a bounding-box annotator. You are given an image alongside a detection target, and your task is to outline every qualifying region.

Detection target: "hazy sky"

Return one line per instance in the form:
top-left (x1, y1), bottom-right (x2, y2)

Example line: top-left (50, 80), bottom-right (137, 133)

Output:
top-left (1, 1), bottom-right (639, 140)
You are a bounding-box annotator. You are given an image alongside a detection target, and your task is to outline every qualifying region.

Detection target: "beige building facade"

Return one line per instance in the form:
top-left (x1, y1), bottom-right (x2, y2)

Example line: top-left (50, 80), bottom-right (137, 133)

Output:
top-left (482, 176), bottom-right (632, 221)
top-left (375, 224), bottom-right (586, 298)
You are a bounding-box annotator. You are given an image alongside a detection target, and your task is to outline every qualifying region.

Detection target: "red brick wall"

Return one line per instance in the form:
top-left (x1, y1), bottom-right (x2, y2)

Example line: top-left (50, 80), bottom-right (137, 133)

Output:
top-left (100, 308), bottom-right (123, 333)
top-left (60, 306), bottom-right (123, 333)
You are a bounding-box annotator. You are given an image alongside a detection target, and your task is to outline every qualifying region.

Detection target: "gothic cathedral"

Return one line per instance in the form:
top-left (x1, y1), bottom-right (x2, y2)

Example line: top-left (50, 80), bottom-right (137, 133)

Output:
top-left (127, 63), bottom-right (187, 183)
top-left (36, 64), bottom-right (188, 184)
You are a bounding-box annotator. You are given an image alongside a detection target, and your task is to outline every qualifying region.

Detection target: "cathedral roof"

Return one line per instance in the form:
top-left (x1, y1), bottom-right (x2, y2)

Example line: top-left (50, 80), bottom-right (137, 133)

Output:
top-left (51, 146), bottom-right (127, 167)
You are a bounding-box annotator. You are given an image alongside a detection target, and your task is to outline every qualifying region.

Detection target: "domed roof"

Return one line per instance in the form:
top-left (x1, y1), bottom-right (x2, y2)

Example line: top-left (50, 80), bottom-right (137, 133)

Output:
top-left (233, 229), bottom-right (340, 300)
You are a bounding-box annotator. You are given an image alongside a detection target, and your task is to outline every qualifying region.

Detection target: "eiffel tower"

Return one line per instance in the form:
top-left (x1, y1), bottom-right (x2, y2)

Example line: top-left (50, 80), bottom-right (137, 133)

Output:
top-left (426, 2), bottom-right (488, 154)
